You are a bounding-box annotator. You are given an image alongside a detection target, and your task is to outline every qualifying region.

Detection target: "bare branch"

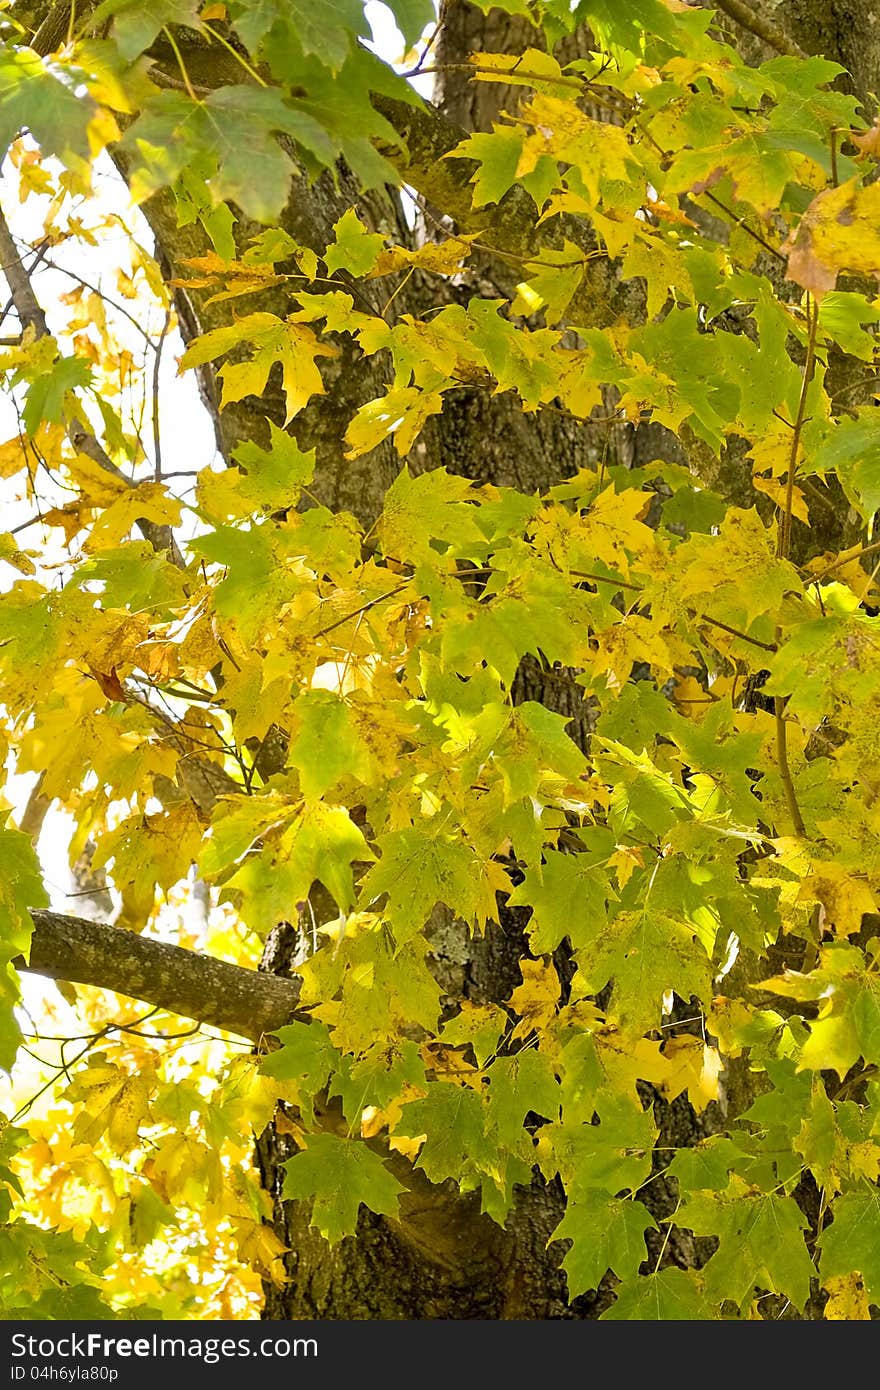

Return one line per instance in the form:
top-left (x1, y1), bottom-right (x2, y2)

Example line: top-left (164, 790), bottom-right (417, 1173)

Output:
top-left (23, 909), bottom-right (303, 1042)
top-left (0, 202), bottom-right (185, 567)
top-left (0, 215), bottom-right (48, 336)
top-left (712, 0), bottom-right (807, 58)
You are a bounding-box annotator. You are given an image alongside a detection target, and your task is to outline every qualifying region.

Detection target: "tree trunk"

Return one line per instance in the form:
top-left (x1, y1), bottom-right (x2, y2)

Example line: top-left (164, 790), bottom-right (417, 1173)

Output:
top-left (250, 4), bottom-right (713, 1321)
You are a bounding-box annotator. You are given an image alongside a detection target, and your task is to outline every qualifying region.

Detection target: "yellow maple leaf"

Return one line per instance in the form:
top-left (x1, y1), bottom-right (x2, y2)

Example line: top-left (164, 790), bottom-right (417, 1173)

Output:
top-left (823, 1272), bottom-right (871, 1320)
top-left (68, 1061), bottom-right (154, 1154)
top-left (86, 481), bottom-right (182, 550)
top-left (787, 177), bottom-right (880, 296)
top-left (798, 863), bottom-right (877, 938)
top-left (219, 317), bottom-right (336, 422)
top-left (344, 386), bottom-right (446, 459)
top-left (609, 845), bottom-right (644, 889)
top-left (231, 1217), bottom-right (288, 1287)
top-left (661, 1035), bottom-right (723, 1112)
top-left (508, 957), bottom-right (560, 1040)
top-left (575, 484), bottom-right (655, 577)
top-left (753, 473), bottom-right (809, 524)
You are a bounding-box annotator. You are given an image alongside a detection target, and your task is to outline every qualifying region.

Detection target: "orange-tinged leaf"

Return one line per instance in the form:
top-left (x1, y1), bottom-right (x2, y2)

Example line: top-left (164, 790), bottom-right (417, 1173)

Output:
top-left (786, 177), bottom-right (880, 296)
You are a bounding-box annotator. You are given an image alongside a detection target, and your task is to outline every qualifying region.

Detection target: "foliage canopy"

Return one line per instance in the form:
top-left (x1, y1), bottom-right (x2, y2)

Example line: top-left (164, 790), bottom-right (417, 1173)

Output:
top-left (1, 0), bottom-right (880, 1320)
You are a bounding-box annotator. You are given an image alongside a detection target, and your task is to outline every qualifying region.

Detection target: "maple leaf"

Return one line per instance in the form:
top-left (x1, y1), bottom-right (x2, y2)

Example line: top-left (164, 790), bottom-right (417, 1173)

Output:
top-left (576, 906), bottom-right (713, 1040)
top-left (66, 1058), bottom-right (155, 1155)
top-left (179, 313), bottom-right (337, 423)
top-left (281, 1134), bottom-right (405, 1244)
top-left (760, 942), bottom-right (880, 1077)
top-left (786, 177), bottom-right (880, 295)
top-left (507, 850), bottom-right (611, 954)
top-left (601, 1267), bottom-right (711, 1320)
top-left (553, 1192), bottom-right (656, 1298)
top-left (361, 825), bottom-right (500, 945)
top-left (680, 1178), bottom-right (815, 1310)
top-left (396, 1082), bottom-right (493, 1185)
top-left (819, 1191), bottom-right (880, 1307)
top-left (324, 209), bottom-right (385, 277)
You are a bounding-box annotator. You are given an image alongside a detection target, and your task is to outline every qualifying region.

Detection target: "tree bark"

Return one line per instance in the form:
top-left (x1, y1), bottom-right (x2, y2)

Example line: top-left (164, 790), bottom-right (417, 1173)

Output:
top-left (22, 909), bottom-right (301, 1041)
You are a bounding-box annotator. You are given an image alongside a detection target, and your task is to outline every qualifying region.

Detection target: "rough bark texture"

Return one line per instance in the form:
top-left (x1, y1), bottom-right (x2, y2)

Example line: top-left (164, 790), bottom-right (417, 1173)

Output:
top-left (23, 910), bottom-right (301, 1041)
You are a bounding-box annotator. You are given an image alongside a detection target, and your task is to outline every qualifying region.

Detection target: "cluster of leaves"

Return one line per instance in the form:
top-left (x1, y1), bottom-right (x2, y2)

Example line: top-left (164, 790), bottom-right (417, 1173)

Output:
top-left (2, 0), bottom-right (880, 1320)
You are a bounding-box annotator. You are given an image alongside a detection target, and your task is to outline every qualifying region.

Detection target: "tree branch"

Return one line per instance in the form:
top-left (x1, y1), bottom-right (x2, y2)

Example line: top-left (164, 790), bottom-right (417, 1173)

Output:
top-left (0, 202), bottom-right (185, 566)
top-left (712, 0), bottom-right (806, 58)
top-left (22, 909), bottom-right (302, 1042)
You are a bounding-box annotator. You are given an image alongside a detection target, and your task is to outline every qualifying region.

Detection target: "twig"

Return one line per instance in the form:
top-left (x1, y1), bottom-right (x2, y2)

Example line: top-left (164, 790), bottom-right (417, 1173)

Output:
top-left (153, 307), bottom-right (171, 479)
top-left (0, 199), bottom-right (186, 569)
top-left (770, 296), bottom-right (817, 840)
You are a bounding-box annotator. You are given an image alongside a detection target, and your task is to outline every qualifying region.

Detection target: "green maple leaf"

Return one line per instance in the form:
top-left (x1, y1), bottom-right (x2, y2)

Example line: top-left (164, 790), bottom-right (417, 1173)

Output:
top-left (537, 1094), bottom-right (655, 1198)
top-left (759, 944), bottom-right (880, 1078)
top-left (204, 87), bottom-right (336, 222)
top-left (126, 90), bottom-right (335, 224)
top-left (818, 1190), bottom-right (880, 1304)
top-left (281, 1134), bottom-right (405, 1245)
top-left (262, 41), bottom-right (413, 190)
top-left (384, 0), bottom-right (435, 45)
top-left (508, 849), bottom-right (611, 954)
top-left (666, 1137), bottom-right (744, 1194)
top-left (285, 0), bottom-right (369, 71)
top-left (227, 0), bottom-right (288, 50)
top-left (601, 1267), bottom-right (712, 1320)
top-left (0, 825), bottom-right (46, 962)
top-left (91, 0), bottom-right (202, 61)
top-left (0, 51), bottom-right (92, 161)
top-left (329, 1041), bottom-right (426, 1126)
top-left (190, 524), bottom-right (299, 644)
top-left (485, 1050), bottom-right (560, 1147)
top-left (226, 804), bottom-right (371, 930)
top-left (552, 1192), bottom-right (656, 1297)
top-left (448, 127), bottom-right (525, 207)
top-left (21, 355), bottom-right (92, 437)
top-left (261, 1021), bottom-right (340, 1097)
top-left (681, 1178), bottom-right (815, 1309)
top-left (361, 826), bottom-right (493, 945)
top-left (440, 1003), bottom-right (507, 1068)
top-left (324, 209), bottom-right (385, 277)
top-left (818, 292), bottom-right (880, 362)
top-left (806, 410), bottom-right (880, 522)
top-left (377, 467), bottom-right (484, 565)
top-left (288, 691), bottom-right (368, 799)
top-left (577, 906), bottom-right (713, 1039)
top-left (0, 825), bottom-right (47, 1072)
top-left (397, 1083), bottom-right (493, 1184)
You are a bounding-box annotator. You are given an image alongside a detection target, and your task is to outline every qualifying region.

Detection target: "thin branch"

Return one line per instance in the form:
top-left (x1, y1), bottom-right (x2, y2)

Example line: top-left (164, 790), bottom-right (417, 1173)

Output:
top-left (0, 238), bottom-right (51, 331)
top-left (42, 258), bottom-right (158, 348)
top-left (0, 200), bottom-right (186, 569)
top-left (569, 567), bottom-right (778, 652)
top-left (153, 306), bottom-right (171, 479)
top-left (0, 217), bottom-right (48, 336)
top-left (712, 0), bottom-right (807, 58)
top-left (770, 296), bottom-right (817, 841)
top-left (312, 583), bottom-right (412, 640)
